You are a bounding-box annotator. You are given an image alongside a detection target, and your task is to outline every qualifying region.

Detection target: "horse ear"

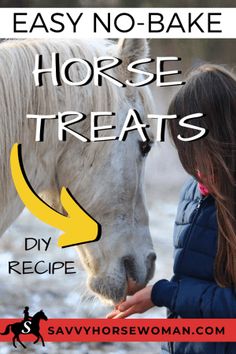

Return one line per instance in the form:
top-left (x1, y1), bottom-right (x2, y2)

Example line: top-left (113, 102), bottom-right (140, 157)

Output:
top-left (117, 39), bottom-right (150, 62)
top-left (116, 39), bottom-right (150, 83)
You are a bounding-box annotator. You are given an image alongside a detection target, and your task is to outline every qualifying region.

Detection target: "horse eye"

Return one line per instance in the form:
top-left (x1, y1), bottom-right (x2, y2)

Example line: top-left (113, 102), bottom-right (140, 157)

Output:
top-left (139, 141), bottom-right (152, 156)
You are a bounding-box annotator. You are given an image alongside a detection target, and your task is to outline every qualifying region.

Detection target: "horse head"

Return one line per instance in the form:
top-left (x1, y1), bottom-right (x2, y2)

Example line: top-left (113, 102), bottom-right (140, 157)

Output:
top-left (0, 37), bottom-right (157, 306)
top-left (33, 310), bottom-right (48, 322)
top-left (55, 38), bottom-right (156, 304)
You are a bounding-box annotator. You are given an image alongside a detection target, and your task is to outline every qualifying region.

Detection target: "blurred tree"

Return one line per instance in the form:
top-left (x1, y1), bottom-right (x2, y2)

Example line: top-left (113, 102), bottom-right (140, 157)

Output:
top-left (1, 0), bottom-right (236, 7)
top-left (150, 39), bottom-right (236, 74)
top-left (0, 0), bottom-right (81, 6)
top-left (1, 0), bottom-right (29, 5)
top-left (1, 0), bottom-right (235, 70)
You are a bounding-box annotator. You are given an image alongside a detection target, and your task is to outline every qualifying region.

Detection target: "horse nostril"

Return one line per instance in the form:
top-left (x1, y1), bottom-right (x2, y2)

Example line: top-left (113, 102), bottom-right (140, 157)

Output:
top-left (148, 252), bottom-right (157, 263)
top-left (122, 255), bottom-right (136, 279)
top-left (146, 252), bottom-right (156, 281)
top-left (123, 255), bottom-right (134, 267)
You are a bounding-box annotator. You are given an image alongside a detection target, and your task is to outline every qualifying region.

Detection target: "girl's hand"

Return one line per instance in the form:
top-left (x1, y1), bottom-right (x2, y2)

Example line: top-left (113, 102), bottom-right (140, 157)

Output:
top-left (106, 285), bottom-right (154, 319)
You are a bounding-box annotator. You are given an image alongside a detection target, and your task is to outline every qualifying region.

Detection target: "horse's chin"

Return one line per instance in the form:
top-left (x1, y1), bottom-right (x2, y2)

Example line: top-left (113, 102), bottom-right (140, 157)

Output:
top-left (88, 274), bottom-right (144, 305)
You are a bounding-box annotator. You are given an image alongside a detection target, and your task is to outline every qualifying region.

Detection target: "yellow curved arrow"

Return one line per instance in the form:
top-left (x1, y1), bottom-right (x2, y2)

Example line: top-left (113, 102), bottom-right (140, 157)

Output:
top-left (10, 143), bottom-right (101, 248)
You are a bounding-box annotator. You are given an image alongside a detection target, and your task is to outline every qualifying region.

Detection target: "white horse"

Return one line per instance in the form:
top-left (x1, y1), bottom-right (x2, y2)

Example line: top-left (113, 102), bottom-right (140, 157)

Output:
top-left (0, 38), bottom-right (156, 304)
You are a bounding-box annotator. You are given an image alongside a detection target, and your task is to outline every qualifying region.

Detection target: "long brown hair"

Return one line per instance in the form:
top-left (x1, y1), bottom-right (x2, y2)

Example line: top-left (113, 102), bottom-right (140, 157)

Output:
top-left (168, 64), bottom-right (236, 288)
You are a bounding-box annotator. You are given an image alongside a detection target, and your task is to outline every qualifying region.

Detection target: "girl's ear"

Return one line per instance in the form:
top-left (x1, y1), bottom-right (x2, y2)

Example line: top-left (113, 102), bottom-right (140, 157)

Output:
top-left (117, 39), bottom-right (149, 61)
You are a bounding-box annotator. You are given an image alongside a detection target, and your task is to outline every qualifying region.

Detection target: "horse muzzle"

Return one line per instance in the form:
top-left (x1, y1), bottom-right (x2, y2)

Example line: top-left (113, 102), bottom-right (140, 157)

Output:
top-left (88, 251), bottom-right (156, 304)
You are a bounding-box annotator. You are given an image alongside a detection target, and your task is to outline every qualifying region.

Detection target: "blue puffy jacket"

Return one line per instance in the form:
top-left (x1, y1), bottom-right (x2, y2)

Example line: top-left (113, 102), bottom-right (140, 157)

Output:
top-left (151, 177), bottom-right (236, 354)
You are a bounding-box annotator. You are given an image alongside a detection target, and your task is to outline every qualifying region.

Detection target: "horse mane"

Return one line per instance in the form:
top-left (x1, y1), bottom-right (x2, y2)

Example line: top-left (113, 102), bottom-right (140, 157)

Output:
top-left (0, 38), bottom-right (122, 206)
top-left (32, 310), bottom-right (43, 318)
top-left (0, 38), bottom-right (156, 216)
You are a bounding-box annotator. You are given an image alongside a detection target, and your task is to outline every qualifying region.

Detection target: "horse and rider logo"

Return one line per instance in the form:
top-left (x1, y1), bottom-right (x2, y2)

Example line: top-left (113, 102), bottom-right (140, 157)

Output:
top-left (0, 306), bottom-right (48, 348)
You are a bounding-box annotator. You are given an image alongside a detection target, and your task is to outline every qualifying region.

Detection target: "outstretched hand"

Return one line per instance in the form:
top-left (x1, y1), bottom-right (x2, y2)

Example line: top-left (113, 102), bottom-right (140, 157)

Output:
top-left (106, 285), bottom-right (154, 319)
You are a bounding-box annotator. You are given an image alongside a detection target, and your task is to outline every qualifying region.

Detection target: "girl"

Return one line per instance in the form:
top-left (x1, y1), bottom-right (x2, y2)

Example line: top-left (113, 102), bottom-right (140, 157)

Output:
top-left (107, 64), bottom-right (236, 354)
